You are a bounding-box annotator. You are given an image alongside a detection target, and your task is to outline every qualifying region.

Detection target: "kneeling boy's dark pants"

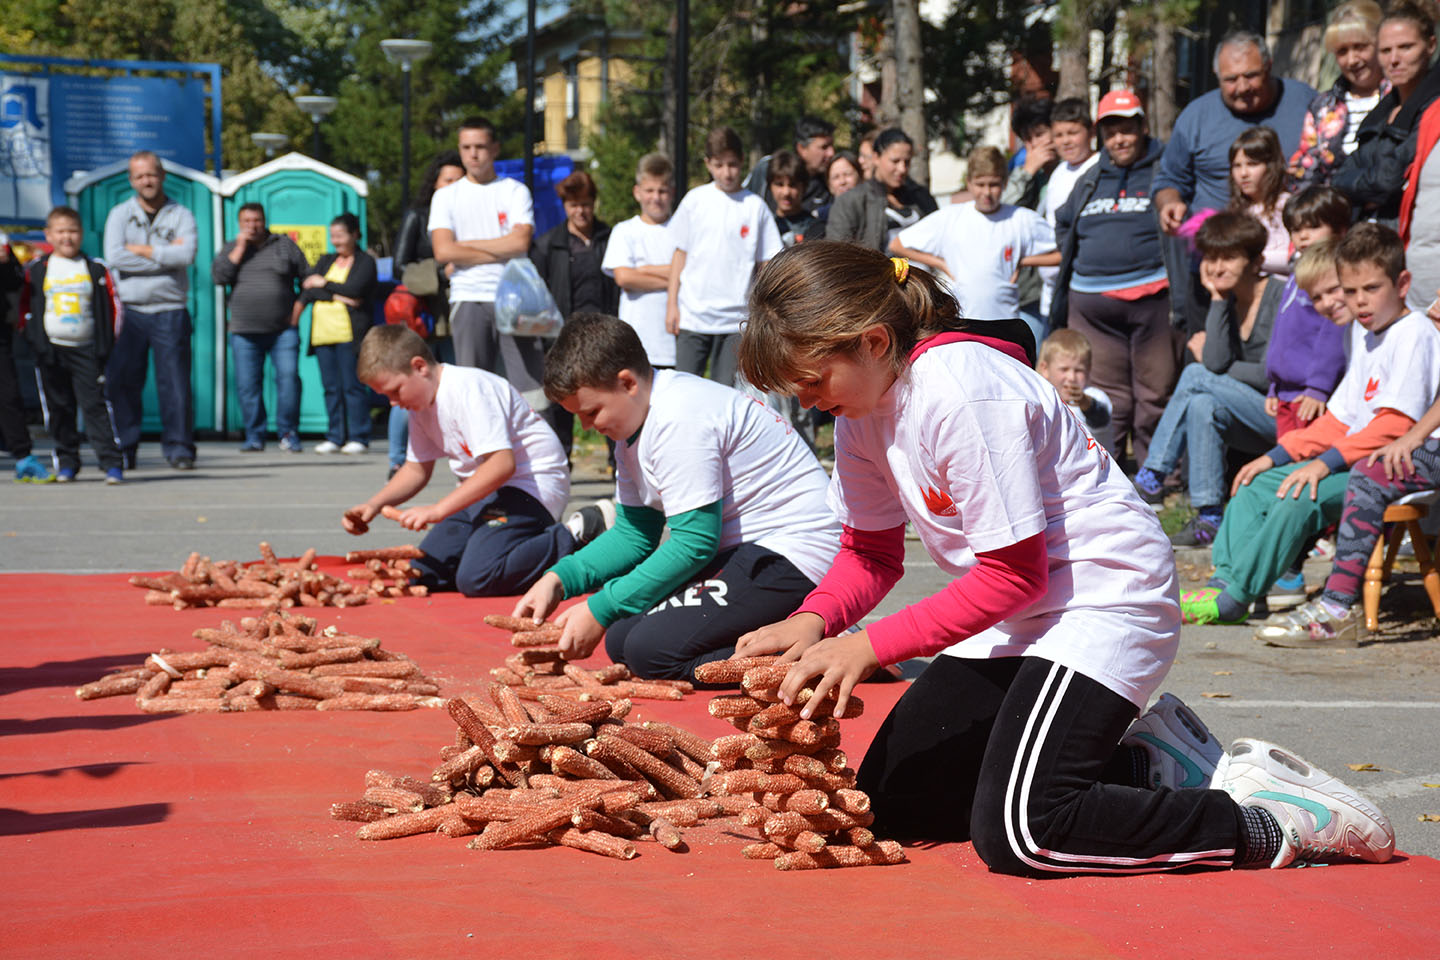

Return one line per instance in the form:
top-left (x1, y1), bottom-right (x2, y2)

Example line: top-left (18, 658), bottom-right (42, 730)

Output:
top-left (37, 344), bottom-right (123, 474)
top-left (604, 543), bottom-right (816, 682)
top-left (411, 486), bottom-right (575, 597)
top-left (858, 655), bottom-right (1244, 877)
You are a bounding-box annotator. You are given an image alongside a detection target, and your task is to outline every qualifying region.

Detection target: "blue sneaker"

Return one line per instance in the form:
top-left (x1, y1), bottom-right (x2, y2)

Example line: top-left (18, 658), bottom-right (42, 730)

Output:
top-left (14, 455), bottom-right (53, 483)
top-left (1266, 571), bottom-right (1308, 609)
top-left (105, 467), bottom-right (124, 485)
top-left (55, 467), bottom-right (76, 483)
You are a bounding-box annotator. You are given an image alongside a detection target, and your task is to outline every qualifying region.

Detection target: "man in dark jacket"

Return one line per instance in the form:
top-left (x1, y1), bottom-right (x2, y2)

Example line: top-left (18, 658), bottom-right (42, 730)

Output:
top-left (530, 170), bottom-right (619, 458)
top-left (211, 203), bottom-right (310, 452)
top-left (0, 232), bottom-right (46, 481)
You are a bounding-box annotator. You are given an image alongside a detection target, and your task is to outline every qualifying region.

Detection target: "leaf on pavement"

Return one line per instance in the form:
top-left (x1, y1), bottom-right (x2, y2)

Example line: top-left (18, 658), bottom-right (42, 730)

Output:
top-left (1348, 763), bottom-right (1380, 772)
top-left (1200, 691), bottom-right (1231, 698)
top-left (1212, 670), bottom-right (1233, 676)
top-left (1418, 814), bottom-right (1440, 822)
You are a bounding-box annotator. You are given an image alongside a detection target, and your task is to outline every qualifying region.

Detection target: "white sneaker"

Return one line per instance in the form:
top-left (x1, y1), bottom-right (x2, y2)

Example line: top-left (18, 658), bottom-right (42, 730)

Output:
top-left (1213, 738), bottom-right (1395, 868)
top-left (1121, 693), bottom-right (1226, 790)
top-left (313, 441), bottom-right (340, 454)
top-left (340, 441), bottom-right (369, 454)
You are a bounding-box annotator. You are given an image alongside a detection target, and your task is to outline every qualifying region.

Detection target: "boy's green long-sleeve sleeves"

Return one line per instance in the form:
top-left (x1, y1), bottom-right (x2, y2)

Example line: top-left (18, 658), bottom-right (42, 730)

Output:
top-left (548, 500), bottom-right (723, 627)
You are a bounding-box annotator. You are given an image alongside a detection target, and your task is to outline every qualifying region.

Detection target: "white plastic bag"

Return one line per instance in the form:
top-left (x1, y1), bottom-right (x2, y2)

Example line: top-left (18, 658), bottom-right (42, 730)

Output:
top-left (495, 257), bottom-right (564, 337)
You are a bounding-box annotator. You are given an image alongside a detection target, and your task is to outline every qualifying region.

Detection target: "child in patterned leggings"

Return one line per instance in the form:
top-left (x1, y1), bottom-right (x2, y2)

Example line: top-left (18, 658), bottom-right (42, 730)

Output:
top-left (1262, 383), bottom-right (1440, 646)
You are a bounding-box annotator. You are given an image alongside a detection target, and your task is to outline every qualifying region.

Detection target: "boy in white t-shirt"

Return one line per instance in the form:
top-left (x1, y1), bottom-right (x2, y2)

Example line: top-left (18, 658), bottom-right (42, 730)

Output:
top-left (513, 314), bottom-right (839, 682)
top-left (665, 126), bottom-right (783, 386)
top-left (601, 152), bottom-right (678, 369)
top-left (1183, 224), bottom-right (1440, 626)
top-left (890, 145), bottom-right (1058, 342)
top-left (1040, 98), bottom-right (1100, 318)
top-left (428, 116), bottom-right (545, 398)
top-left (344, 325), bottom-right (606, 598)
top-left (1037, 329), bottom-right (1113, 454)
top-left (19, 206), bottom-right (125, 483)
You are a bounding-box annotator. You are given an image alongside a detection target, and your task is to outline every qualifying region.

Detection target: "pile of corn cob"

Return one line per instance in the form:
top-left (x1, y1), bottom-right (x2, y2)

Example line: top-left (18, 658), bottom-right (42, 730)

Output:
top-left (75, 609), bottom-right (443, 713)
top-left (696, 656), bottom-right (906, 870)
top-left (482, 615), bottom-right (698, 703)
top-left (128, 543), bottom-right (427, 610)
top-left (331, 689), bottom-right (742, 859)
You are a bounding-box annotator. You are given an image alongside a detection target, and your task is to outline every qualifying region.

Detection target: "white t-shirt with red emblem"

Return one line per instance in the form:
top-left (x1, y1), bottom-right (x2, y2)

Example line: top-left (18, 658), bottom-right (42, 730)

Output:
top-left (427, 175), bottom-right (535, 303)
top-left (669, 182), bottom-right (783, 335)
top-left (828, 340), bottom-right (1178, 708)
top-left (406, 364), bottom-right (570, 520)
top-left (1326, 310), bottom-right (1440, 435)
top-left (896, 201), bottom-right (1055, 320)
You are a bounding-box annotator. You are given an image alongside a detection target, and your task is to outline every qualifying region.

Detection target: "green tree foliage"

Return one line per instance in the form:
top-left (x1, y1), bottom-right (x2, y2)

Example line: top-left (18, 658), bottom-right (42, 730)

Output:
top-left (921, 1), bottom-right (1051, 153)
top-left (581, 0), bottom-right (858, 223)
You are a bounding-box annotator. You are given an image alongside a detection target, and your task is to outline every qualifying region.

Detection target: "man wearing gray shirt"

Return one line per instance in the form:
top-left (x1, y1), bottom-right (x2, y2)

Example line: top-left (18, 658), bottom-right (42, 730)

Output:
top-left (103, 151), bottom-right (198, 470)
top-left (211, 203), bottom-right (309, 452)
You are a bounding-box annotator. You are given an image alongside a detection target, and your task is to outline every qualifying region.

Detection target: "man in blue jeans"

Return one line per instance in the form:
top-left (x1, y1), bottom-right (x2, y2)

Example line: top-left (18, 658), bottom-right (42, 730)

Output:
top-left (212, 203), bottom-right (309, 451)
top-left (103, 152), bottom-right (198, 470)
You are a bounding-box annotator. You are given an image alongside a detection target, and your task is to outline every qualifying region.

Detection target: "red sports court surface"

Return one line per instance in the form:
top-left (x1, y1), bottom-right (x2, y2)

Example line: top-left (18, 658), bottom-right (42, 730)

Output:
top-left (2, 569), bottom-right (1436, 959)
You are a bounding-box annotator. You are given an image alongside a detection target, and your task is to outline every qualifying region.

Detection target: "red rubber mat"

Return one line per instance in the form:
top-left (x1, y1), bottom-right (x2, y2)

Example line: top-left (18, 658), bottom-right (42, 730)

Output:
top-left (2, 570), bottom-right (1435, 959)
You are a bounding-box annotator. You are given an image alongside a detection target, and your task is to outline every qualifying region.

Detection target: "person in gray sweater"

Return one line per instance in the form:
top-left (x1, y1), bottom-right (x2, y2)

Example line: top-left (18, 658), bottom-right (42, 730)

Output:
top-left (103, 152), bottom-right (198, 470)
top-left (211, 203), bottom-right (310, 452)
top-left (1134, 212), bottom-right (1283, 546)
top-left (824, 128), bottom-right (936, 252)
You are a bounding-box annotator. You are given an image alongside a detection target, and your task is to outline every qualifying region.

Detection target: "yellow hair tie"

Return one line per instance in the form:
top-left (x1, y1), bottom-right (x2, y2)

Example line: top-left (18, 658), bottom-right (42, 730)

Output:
top-left (891, 257), bottom-right (910, 285)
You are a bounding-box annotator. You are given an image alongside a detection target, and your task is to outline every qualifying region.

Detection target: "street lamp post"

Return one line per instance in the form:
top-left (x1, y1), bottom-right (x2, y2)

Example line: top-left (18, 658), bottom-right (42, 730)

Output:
top-left (380, 38), bottom-right (434, 208)
top-left (250, 132), bottom-right (289, 159)
top-left (294, 95), bottom-right (339, 159)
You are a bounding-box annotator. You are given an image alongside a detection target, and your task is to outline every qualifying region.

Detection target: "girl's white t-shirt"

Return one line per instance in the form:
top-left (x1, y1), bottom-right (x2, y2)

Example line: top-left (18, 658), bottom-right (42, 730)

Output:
top-left (427, 176), bottom-right (535, 303)
top-left (615, 370), bottom-right (839, 585)
top-left (601, 216), bottom-right (678, 366)
top-left (829, 341), bottom-right (1179, 708)
top-left (896, 203), bottom-right (1056, 320)
top-left (1325, 311), bottom-right (1440, 436)
top-left (406, 364), bottom-right (570, 520)
top-left (669, 183), bottom-right (783, 335)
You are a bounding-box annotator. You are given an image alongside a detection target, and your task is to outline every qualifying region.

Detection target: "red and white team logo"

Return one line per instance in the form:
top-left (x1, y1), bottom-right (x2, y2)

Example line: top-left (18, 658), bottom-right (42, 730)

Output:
top-left (1365, 376), bottom-right (1380, 402)
top-left (740, 224), bottom-right (750, 239)
top-left (1003, 244), bottom-right (1014, 262)
top-left (921, 485), bottom-right (957, 517)
top-left (498, 212), bottom-right (509, 230)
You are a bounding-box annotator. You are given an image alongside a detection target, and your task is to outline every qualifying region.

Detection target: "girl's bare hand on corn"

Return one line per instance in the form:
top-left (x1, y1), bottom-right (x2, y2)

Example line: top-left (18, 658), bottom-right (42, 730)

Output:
top-left (555, 601), bottom-right (604, 660)
top-left (778, 630), bottom-right (880, 721)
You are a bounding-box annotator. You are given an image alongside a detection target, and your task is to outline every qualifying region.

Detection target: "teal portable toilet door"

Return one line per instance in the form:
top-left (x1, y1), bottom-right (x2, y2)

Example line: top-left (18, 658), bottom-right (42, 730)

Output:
top-left (219, 153), bottom-right (369, 437)
top-left (66, 158), bottom-right (225, 433)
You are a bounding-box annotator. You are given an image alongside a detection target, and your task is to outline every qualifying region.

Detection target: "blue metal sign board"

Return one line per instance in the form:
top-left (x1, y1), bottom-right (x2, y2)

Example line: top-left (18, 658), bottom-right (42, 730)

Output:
top-left (0, 55), bottom-right (221, 227)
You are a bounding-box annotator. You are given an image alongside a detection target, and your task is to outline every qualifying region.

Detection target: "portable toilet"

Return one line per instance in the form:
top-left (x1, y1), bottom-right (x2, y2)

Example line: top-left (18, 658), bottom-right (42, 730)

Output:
top-left (66, 158), bottom-right (225, 433)
top-left (218, 153), bottom-right (368, 436)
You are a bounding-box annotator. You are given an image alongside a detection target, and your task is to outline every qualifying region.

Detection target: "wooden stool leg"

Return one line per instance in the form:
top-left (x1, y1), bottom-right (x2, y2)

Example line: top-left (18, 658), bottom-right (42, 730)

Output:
top-left (1363, 525), bottom-right (1396, 632)
top-left (1407, 520), bottom-right (1440, 618)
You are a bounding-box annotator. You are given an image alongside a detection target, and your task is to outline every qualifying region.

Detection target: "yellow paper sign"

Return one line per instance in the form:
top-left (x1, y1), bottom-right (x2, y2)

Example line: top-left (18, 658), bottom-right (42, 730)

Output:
top-left (272, 224), bottom-right (329, 265)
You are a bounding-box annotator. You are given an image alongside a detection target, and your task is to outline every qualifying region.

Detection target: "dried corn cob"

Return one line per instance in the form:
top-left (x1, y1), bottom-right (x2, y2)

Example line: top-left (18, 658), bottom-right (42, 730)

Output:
top-left (587, 736), bottom-right (701, 800)
top-left (761, 789), bottom-right (830, 815)
top-left (720, 771), bottom-right (806, 795)
top-left (773, 840), bottom-right (906, 870)
top-left (344, 545), bottom-right (424, 562)
top-left (357, 806), bottom-right (454, 840)
top-left (549, 827), bottom-right (636, 860)
top-left (742, 841), bottom-right (786, 860)
top-left (363, 786), bottom-right (426, 813)
top-left (330, 801), bottom-right (391, 822)
top-left (693, 656), bottom-right (781, 685)
top-left (76, 675), bottom-right (146, 700)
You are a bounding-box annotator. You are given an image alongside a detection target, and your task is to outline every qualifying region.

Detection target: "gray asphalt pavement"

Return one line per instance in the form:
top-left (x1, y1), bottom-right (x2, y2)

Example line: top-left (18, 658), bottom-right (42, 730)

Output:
top-left (3, 437), bottom-right (1437, 860)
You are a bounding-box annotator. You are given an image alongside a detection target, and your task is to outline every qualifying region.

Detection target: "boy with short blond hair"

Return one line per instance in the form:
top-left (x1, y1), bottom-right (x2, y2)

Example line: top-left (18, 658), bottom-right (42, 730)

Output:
top-left (20, 206), bottom-right (125, 483)
top-left (1182, 224), bottom-right (1440, 625)
top-left (889, 145), bottom-right (1057, 339)
top-left (1038, 329), bottom-right (1113, 451)
top-left (345, 324), bottom-right (605, 597)
top-left (513, 313), bottom-right (838, 682)
top-left (665, 126), bottom-right (783, 385)
top-left (601, 152), bottom-right (678, 368)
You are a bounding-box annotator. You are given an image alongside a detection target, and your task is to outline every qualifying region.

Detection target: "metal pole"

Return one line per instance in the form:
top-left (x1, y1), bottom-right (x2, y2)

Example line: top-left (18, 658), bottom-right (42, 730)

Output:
top-left (675, 0), bottom-right (688, 198)
top-left (312, 121), bottom-right (322, 160)
top-left (401, 66), bottom-right (413, 207)
top-left (524, 0), bottom-right (537, 192)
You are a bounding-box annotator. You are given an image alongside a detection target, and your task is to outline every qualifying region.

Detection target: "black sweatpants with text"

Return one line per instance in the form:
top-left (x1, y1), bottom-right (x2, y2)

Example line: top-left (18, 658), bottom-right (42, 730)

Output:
top-left (603, 542), bottom-right (815, 683)
top-left (858, 655), bottom-right (1245, 877)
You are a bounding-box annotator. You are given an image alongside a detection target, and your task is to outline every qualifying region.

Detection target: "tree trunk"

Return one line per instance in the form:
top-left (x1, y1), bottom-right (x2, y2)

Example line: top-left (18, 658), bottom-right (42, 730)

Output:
top-left (892, 0), bottom-right (928, 187)
top-left (1055, 0), bottom-right (1091, 102)
top-left (1150, 19), bottom-right (1178, 139)
top-left (661, 8), bottom-right (678, 159)
top-left (876, 10), bottom-right (898, 129)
